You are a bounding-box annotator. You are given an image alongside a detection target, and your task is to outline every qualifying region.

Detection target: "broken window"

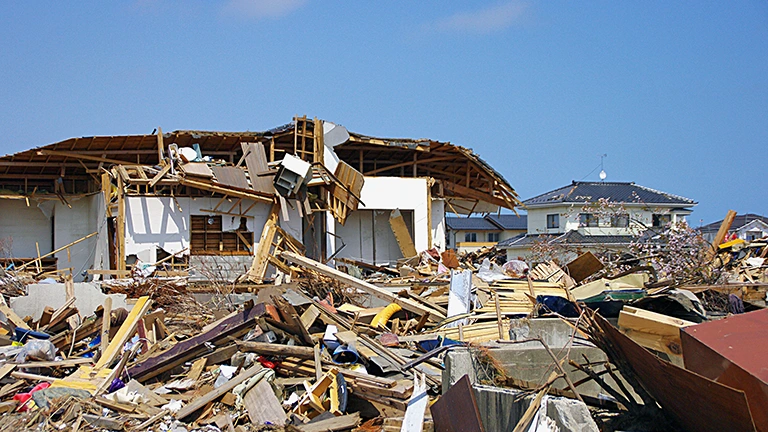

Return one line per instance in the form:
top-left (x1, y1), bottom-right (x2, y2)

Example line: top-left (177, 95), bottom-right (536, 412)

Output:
top-left (547, 214), bottom-right (559, 229)
top-left (652, 214), bottom-right (671, 228)
top-left (488, 232), bottom-right (500, 242)
top-left (464, 232), bottom-right (477, 242)
top-left (579, 213), bottom-right (598, 228)
top-left (190, 215), bottom-right (253, 255)
top-left (611, 214), bottom-right (629, 228)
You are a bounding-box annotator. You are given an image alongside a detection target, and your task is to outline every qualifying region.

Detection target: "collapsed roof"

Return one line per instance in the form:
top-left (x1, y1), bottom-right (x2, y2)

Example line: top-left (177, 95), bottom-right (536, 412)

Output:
top-left (0, 117), bottom-right (521, 213)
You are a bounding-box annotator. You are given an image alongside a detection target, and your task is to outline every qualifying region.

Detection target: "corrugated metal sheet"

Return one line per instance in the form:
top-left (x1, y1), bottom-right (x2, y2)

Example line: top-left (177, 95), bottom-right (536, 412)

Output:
top-left (681, 309), bottom-right (768, 432)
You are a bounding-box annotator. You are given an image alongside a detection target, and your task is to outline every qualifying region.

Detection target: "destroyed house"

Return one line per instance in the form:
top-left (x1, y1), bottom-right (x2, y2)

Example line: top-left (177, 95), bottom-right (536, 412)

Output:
top-left (498, 181), bottom-right (696, 260)
top-left (0, 117), bottom-right (521, 281)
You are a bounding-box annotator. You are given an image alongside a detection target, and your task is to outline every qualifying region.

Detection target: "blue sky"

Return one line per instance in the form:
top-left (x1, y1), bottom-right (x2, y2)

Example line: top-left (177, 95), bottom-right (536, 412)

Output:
top-left (1, 1), bottom-right (766, 225)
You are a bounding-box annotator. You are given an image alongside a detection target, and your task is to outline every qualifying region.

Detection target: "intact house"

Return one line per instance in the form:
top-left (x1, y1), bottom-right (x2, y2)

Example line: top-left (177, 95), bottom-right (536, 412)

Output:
top-left (699, 214), bottom-right (768, 244)
top-left (0, 116), bottom-right (521, 282)
top-left (497, 181), bottom-right (696, 262)
top-left (445, 214), bottom-right (527, 253)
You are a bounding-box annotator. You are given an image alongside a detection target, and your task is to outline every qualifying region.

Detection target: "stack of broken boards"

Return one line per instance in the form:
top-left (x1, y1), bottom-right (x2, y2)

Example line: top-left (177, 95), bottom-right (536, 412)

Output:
top-left (0, 285), bottom-right (431, 431)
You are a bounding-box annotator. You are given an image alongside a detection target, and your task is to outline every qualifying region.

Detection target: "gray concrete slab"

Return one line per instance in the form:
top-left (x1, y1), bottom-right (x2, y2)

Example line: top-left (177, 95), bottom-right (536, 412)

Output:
top-left (473, 384), bottom-right (598, 432)
top-left (10, 282), bottom-right (131, 321)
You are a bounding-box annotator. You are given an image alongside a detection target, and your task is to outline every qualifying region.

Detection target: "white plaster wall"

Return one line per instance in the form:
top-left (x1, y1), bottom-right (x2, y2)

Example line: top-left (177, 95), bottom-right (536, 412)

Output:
top-left (332, 176), bottom-right (428, 265)
top-left (431, 198), bottom-right (446, 251)
top-left (125, 196), bottom-right (271, 263)
top-left (335, 209), bottom-right (410, 265)
top-left (356, 177), bottom-right (430, 252)
top-left (527, 205), bottom-right (675, 236)
top-left (0, 199), bottom-right (53, 259)
top-left (53, 195), bottom-right (100, 281)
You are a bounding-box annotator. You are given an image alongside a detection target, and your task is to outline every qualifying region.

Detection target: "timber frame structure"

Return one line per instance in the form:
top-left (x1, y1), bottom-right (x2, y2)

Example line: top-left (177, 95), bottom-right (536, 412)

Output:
top-left (0, 116), bottom-right (522, 278)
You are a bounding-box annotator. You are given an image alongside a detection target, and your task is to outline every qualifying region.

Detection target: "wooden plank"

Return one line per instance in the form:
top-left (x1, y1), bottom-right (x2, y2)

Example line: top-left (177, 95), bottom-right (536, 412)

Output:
top-left (237, 341), bottom-right (314, 358)
top-left (0, 304), bottom-right (30, 330)
top-left (186, 357), bottom-right (207, 382)
top-left (389, 209), bottom-right (418, 258)
top-left (298, 413), bottom-right (361, 432)
top-left (15, 232), bottom-right (98, 272)
top-left (95, 296), bottom-right (151, 370)
top-left (148, 163), bottom-right (171, 188)
top-left (618, 306), bottom-right (694, 357)
top-left (280, 252), bottom-right (445, 321)
top-left (243, 378), bottom-right (286, 426)
top-left (0, 364), bottom-right (15, 381)
top-left (128, 304), bottom-right (265, 381)
top-left (707, 210), bottom-right (738, 259)
top-left (176, 364), bottom-right (264, 420)
top-left (241, 142), bottom-right (275, 194)
top-left (117, 174), bottom-right (126, 273)
top-left (100, 297), bottom-right (111, 357)
top-left (300, 305), bottom-right (321, 330)
top-left (564, 252), bottom-right (604, 283)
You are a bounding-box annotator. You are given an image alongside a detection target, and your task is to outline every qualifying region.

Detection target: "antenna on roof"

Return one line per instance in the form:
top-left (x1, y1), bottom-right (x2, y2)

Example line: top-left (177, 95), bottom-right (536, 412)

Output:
top-left (599, 154), bottom-right (607, 182)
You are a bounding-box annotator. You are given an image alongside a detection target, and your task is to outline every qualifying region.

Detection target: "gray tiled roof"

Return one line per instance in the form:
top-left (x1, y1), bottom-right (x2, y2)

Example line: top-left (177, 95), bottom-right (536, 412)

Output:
top-left (486, 214), bottom-right (527, 230)
top-left (523, 181), bottom-right (696, 206)
top-left (446, 214), bottom-right (527, 231)
top-left (445, 217), bottom-right (499, 231)
top-left (498, 230), bottom-right (636, 248)
top-left (698, 213), bottom-right (768, 233)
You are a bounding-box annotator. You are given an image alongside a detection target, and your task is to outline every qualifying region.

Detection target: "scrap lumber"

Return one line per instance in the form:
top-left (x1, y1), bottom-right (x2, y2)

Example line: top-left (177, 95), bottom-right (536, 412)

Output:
top-left (281, 252), bottom-right (445, 321)
top-left (564, 251), bottom-right (604, 283)
top-left (618, 306), bottom-right (694, 357)
top-left (13, 231), bottom-right (98, 272)
top-left (707, 209), bottom-right (738, 260)
top-left (389, 209), bottom-right (418, 258)
top-left (237, 341), bottom-right (315, 359)
top-left (298, 413), bottom-right (361, 432)
top-left (0, 304), bottom-right (30, 330)
top-left (128, 303), bottom-right (265, 381)
top-left (176, 364), bottom-right (265, 419)
top-left (95, 296), bottom-right (151, 370)
top-left (243, 378), bottom-right (286, 426)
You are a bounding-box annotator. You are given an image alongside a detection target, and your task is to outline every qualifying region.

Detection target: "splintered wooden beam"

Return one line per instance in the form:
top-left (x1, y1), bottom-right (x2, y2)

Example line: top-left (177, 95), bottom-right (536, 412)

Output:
top-left (176, 364), bottom-right (265, 420)
top-left (707, 209), bottom-right (738, 260)
top-left (389, 209), bottom-right (418, 258)
top-left (280, 252), bottom-right (445, 321)
top-left (95, 296), bottom-right (152, 370)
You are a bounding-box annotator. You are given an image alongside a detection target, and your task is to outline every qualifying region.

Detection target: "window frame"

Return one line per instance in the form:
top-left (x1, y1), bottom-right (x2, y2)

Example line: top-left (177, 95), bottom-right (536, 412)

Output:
top-left (546, 214), bottom-right (560, 229)
top-left (579, 213), bottom-right (598, 228)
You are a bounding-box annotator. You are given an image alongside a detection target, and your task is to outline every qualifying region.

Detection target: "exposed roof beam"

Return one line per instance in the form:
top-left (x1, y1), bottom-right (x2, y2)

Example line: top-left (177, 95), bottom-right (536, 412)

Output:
top-left (37, 149), bottom-right (134, 165)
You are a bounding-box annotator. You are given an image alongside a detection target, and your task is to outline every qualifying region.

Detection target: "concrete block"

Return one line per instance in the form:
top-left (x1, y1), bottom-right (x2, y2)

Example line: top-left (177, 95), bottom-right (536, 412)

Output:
top-left (10, 282), bottom-right (130, 321)
top-left (473, 384), bottom-right (598, 432)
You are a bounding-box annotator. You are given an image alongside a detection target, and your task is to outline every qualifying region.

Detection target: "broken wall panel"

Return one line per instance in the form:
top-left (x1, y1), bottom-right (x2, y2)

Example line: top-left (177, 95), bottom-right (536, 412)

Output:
top-left (0, 199), bottom-right (54, 258)
top-left (124, 196), bottom-right (272, 263)
top-left (330, 177), bottom-right (429, 265)
top-left (335, 210), bottom-right (412, 265)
